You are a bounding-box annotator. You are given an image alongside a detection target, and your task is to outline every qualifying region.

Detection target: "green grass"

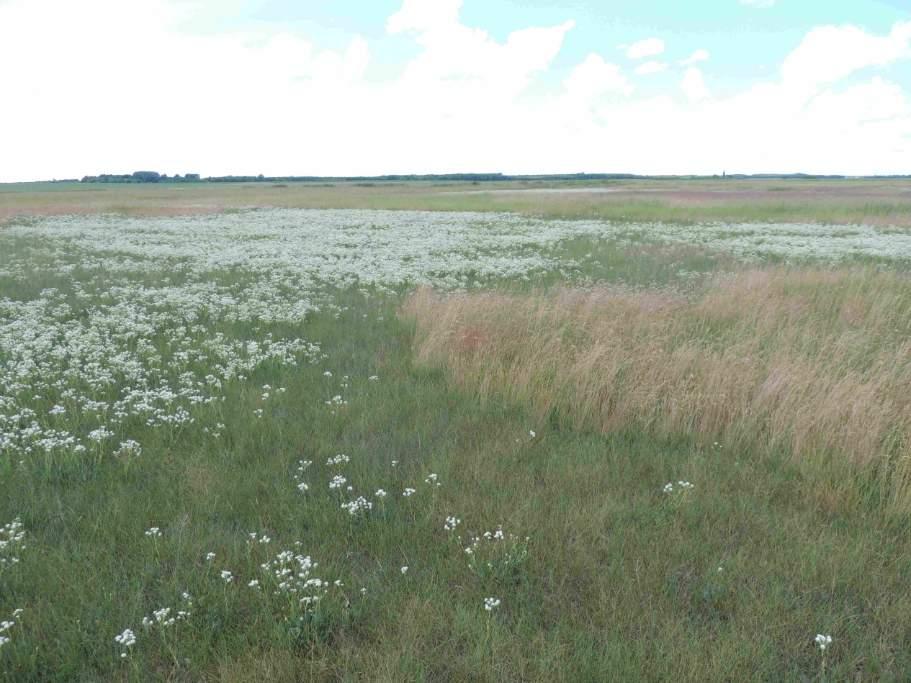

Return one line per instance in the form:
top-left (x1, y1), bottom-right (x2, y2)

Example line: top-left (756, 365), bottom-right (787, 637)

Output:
top-left (2, 278), bottom-right (911, 680)
top-left (3, 202), bottom-right (911, 680)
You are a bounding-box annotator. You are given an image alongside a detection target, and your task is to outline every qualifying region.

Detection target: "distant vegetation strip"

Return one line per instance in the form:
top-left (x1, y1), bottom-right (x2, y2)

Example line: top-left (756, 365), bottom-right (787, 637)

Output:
top-left (70, 171), bottom-right (911, 184)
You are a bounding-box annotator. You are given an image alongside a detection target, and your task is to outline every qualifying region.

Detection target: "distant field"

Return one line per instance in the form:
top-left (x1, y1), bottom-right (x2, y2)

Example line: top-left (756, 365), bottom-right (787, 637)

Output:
top-left (2, 191), bottom-right (911, 680)
top-left (3, 177), bottom-right (911, 226)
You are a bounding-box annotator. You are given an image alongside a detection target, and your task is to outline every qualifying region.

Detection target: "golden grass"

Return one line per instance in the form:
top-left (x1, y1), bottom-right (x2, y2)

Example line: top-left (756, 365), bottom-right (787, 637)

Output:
top-left (404, 268), bottom-right (911, 510)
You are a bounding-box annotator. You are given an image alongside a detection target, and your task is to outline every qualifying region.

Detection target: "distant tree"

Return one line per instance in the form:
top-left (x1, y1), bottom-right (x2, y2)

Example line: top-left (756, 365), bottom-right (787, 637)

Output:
top-left (132, 171), bottom-right (161, 183)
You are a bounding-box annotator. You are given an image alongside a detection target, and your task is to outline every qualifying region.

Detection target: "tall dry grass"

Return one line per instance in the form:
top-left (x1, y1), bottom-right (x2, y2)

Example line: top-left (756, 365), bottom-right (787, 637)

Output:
top-left (404, 268), bottom-right (911, 510)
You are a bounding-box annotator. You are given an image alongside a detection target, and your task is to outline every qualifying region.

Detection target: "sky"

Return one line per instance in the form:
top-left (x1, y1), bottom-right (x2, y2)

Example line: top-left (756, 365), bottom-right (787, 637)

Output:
top-left (1, 0), bottom-right (910, 181)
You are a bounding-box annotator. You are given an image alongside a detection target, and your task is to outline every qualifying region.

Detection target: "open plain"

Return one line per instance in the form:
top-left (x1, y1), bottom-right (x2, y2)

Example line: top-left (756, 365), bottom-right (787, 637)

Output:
top-left (2, 180), bottom-right (911, 680)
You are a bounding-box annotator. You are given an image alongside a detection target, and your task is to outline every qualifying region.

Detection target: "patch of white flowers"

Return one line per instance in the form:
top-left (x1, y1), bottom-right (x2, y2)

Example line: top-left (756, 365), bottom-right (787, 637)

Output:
top-left (815, 634), bottom-right (833, 652)
top-left (483, 597), bottom-right (501, 612)
top-left (4, 210), bottom-right (910, 462)
top-left (261, 550), bottom-right (330, 608)
top-left (341, 496), bottom-right (373, 516)
top-left (0, 518), bottom-right (26, 571)
top-left (247, 532), bottom-right (271, 545)
top-left (142, 602), bottom-right (190, 629)
top-left (114, 628), bottom-right (136, 658)
top-left (114, 440), bottom-right (141, 458)
top-left (663, 480), bottom-right (694, 494)
top-left (0, 609), bottom-right (23, 650)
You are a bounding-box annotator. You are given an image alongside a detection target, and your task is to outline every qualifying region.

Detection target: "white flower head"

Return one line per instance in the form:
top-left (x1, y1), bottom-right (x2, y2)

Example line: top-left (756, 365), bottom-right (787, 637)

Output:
top-left (484, 597), bottom-right (501, 612)
top-left (815, 634), bottom-right (833, 652)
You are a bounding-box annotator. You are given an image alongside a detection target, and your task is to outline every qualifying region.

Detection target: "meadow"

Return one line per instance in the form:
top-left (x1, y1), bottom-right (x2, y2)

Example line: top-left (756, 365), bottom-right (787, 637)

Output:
top-left (2, 183), bottom-right (911, 680)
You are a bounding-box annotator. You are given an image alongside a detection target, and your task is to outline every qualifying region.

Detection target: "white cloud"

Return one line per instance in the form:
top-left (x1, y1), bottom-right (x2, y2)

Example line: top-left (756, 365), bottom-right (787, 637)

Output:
top-left (0, 2), bottom-right (910, 180)
top-left (681, 67), bottom-right (710, 102)
top-left (625, 37), bottom-right (665, 60)
top-left (782, 21), bottom-right (911, 92)
top-left (565, 54), bottom-right (633, 99)
top-left (635, 61), bottom-right (668, 76)
top-left (680, 49), bottom-right (710, 66)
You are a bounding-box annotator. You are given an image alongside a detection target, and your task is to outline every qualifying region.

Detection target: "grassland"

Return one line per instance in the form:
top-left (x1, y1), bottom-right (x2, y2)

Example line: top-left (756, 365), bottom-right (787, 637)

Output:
top-left (4, 177), bottom-right (911, 226)
top-left (2, 183), bottom-right (911, 680)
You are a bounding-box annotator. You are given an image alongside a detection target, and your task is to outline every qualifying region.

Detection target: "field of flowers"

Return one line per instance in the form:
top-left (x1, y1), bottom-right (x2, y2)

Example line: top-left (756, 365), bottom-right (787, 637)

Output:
top-left (2, 209), bottom-right (911, 680)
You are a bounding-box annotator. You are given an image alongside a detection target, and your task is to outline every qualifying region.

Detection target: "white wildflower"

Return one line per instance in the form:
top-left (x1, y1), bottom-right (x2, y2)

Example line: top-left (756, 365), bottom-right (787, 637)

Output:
top-left (484, 597), bottom-right (501, 612)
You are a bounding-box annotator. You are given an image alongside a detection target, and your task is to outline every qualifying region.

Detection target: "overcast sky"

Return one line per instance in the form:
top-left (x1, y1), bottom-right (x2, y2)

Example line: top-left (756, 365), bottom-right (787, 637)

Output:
top-left (1, 0), bottom-right (910, 181)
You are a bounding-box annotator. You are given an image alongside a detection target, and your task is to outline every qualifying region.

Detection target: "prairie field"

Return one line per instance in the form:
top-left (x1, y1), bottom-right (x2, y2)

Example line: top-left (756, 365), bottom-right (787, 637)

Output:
top-left (2, 182), bottom-right (911, 680)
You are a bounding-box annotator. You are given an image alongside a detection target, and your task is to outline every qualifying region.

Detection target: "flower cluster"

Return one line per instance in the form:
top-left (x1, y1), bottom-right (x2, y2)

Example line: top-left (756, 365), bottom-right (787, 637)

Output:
top-left (0, 518), bottom-right (26, 571)
top-left (261, 549), bottom-right (330, 609)
top-left (663, 480), bottom-right (694, 494)
top-left (114, 440), bottom-right (142, 457)
top-left (114, 628), bottom-right (136, 658)
top-left (341, 496), bottom-right (373, 516)
top-left (0, 610), bottom-right (23, 650)
top-left (815, 634), bottom-right (833, 652)
top-left (141, 601), bottom-right (191, 629)
top-left (483, 597), bottom-right (501, 612)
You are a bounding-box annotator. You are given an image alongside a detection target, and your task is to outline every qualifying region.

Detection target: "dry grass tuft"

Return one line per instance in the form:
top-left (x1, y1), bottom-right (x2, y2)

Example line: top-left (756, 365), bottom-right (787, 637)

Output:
top-left (404, 268), bottom-right (911, 510)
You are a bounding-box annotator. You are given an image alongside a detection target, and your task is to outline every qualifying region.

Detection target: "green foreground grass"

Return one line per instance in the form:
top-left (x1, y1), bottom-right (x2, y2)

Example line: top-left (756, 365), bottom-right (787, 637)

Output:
top-left (3, 265), bottom-right (911, 681)
top-left (4, 199), bottom-right (911, 680)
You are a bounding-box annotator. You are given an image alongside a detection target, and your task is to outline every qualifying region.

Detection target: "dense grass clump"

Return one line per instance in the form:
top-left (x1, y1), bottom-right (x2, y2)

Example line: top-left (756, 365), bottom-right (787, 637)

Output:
top-left (406, 269), bottom-right (911, 512)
